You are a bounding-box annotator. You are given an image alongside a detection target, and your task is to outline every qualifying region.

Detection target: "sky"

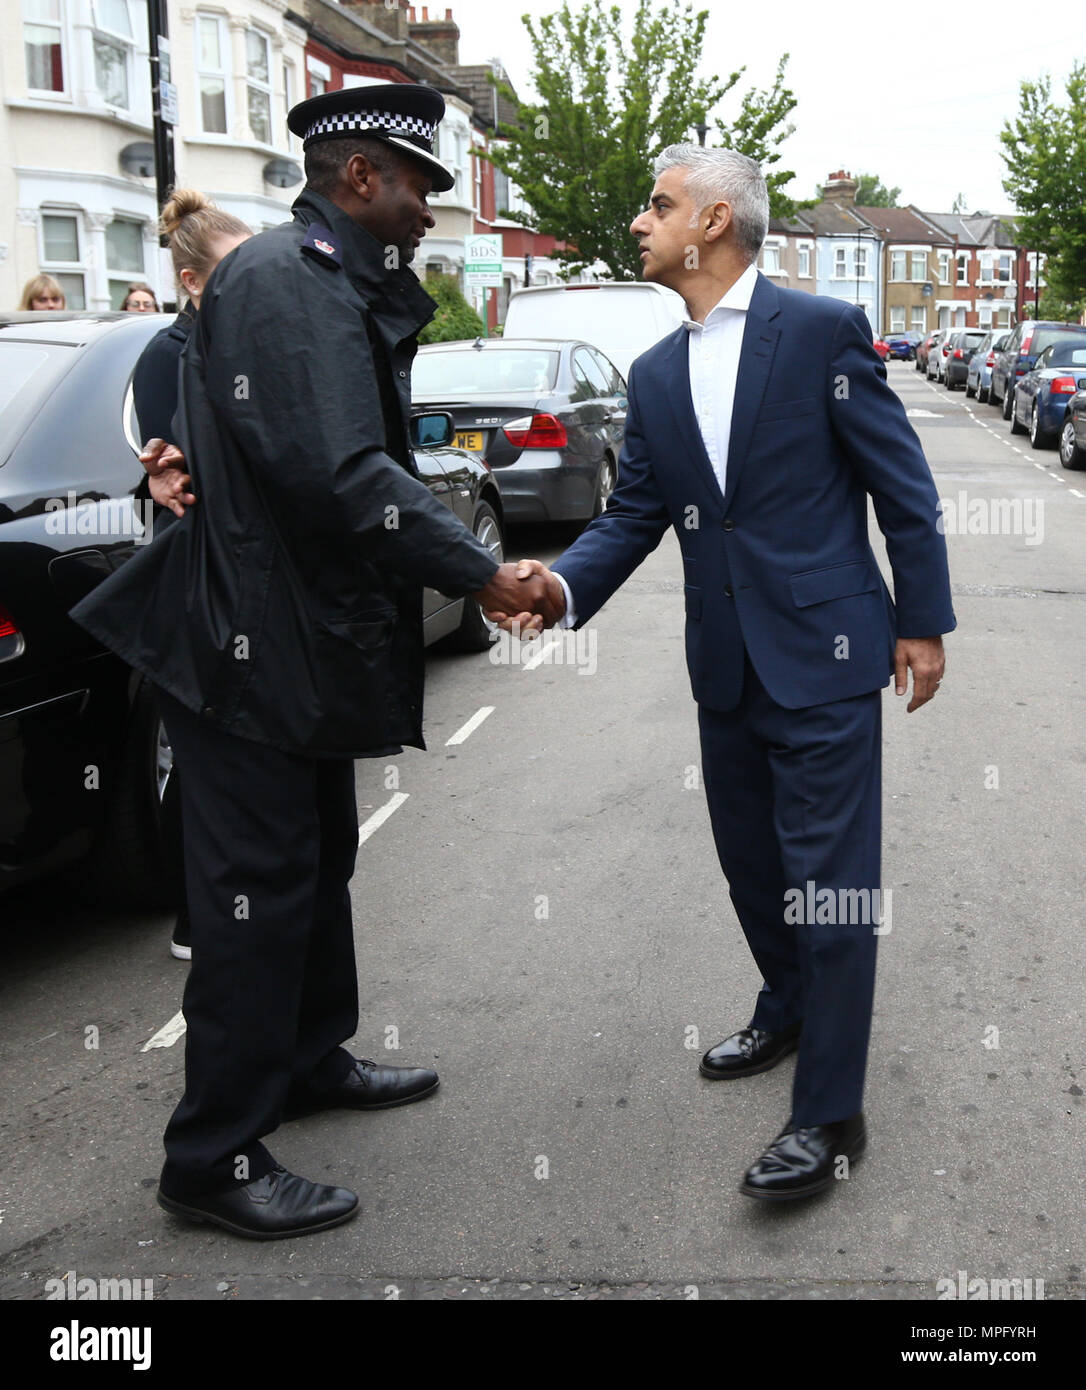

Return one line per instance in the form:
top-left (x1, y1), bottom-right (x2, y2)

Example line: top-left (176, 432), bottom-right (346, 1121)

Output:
top-left (438, 0), bottom-right (1077, 216)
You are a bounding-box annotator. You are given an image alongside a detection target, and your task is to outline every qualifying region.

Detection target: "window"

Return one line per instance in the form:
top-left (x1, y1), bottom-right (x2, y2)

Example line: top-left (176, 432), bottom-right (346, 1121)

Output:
top-left (890, 306), bottom-right (906, 333)
top-left (996, 306), bottom-right (1012, 328)
top-left (246, 29), bottom-right (271, 145)
top-left (996, 252), bottom-right (1012, 283)
top-left (92, 0), bottom-right (133, 109)
top-left (937, 250), bottom-right (951, 285)
top-left (890, 250), bottom-right (906, 281)
top-left (854, 246), bottom-right (868, 279)
top-left (196, 13), bottom-right (228, 133)
top-left (979, 305), bottom-right (993, 329)
top-left (283, 61), bottom-right (297, 150)
top-left (834, 247), bottom-right (848, 278)
top-left (978, 252), bottom-right (993, 282)
top-left (762, 243), bottom-right (781, 273)
top-left (797, 244), bottom-right (811, 278)
top-left (40, 211), bottom-right (86, 308)
top-left (956, 251), bottom-right (969, 286)
top-left (24, 0), bottom-right (65, 93)
top-left (1026, 252), bottom-right (1046, 288)
top-left (106, 217), bottom-right (145, 308)
top-left (911, 305), bottom-right (927, 333)
top-left (910, 251), bottom-right (927, 281)
top-left (306, 55), bottom-right (329, 99)
top-left (493, 165), bottom-right (510, 218)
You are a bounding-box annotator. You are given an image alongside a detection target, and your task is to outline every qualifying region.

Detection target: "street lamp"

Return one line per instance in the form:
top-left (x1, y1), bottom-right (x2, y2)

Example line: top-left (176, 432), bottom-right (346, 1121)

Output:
top-left (694, 120), bottom-right (708, 147)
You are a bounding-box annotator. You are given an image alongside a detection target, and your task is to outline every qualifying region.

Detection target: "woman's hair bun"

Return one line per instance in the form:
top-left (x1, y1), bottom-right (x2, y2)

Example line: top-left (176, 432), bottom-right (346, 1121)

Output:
top-left (160, 188), bottom-right (212, 241)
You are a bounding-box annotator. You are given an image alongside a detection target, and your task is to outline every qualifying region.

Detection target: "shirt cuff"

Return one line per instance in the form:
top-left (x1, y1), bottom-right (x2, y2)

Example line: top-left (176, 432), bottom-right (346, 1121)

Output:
top-left (552, 571), bottom-right (578, 629)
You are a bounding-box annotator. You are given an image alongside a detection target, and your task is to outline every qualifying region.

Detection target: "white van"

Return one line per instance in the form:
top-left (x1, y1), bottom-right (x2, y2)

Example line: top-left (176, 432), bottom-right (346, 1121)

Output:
top-left (502, 281), bottom-right (686, 379)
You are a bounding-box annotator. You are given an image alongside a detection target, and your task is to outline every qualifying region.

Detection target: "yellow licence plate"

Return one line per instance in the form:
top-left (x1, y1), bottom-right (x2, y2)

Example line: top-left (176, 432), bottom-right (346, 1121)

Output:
top-left (454, 431), bottom-right (484, 452)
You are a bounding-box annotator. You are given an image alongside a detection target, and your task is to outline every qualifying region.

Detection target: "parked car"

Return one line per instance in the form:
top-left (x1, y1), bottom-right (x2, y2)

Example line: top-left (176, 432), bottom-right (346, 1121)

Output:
top-left (965, 331), bottom-right (1008, 402)
top-left (915, 331), bottom-right (939, 373)
top-left (502, 281), bottom-right (684, 378)
top-left (943, 329), bottom-right (988, 390)
top-left (884, 330), bottom-right (923, 360)
top-left (0, 312), bottom-right (505, 907)
top-left (989, 319), bottom-right (1086, 420)
top-left (925, 330), bottom-right (950, 381)
top-left (412, 337), bottom-right (627, 527)
top-left (1058, 387), bottom-right (1086, 470)
top-left (1008, 340), bottom-right (1086, 448)
top-left (872, 335), bottom-right (891, 361)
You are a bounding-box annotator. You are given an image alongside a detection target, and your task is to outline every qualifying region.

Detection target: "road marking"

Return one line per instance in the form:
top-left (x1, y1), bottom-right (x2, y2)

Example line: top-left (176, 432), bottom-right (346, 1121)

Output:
top-left (1049, 473), bottom-right (1064, 483)
top-left (358, 791), bottom-right (410, 845)
top-left (1071, 489), bottom-right (1085, 498)
top-left (142, 1011), bottom-right (186, 1052)
top-left (446, 706), bottom-right (495, 745)
top-left (521, 634), bottom-right (564, 671)
top-left (1034, 462), bottom-right (1046, 469)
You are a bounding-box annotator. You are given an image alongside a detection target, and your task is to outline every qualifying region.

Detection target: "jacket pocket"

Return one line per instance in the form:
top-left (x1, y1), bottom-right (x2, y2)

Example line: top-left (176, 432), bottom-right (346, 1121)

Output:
top-left (312, 614), bottom-right (397, 736)
top-left (756, 396), bottom-right (820, 424)
top-left (789, 560), bottom-right (878, 608)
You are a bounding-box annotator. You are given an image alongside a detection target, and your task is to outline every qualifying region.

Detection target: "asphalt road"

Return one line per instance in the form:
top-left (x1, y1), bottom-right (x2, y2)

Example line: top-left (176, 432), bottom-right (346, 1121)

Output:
top-left (0, 360), bottom-right (1081, 1305)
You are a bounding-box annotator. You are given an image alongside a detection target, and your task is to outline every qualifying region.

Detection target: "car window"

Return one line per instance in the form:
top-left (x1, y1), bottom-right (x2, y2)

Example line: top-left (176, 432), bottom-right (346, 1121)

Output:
top-left (1030, 329), bottom-right (1086, 359)
top-left (571, 348), bottom-right (604, 401)
top-left (0, 340), bottom-right (79, 467)
top-left (1048, 346), bottom-right (1086, 368)
top-left (578, 348), bottom-right (613, 397)
top-left (590, 348), bottom-right (625, 395)
top-left (993, 335), bottom-right (1009, 351)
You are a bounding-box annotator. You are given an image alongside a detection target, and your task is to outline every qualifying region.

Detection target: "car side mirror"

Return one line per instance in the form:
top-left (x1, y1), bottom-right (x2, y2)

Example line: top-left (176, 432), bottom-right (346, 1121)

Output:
top-left (410, 411), bottom-right (454, 449)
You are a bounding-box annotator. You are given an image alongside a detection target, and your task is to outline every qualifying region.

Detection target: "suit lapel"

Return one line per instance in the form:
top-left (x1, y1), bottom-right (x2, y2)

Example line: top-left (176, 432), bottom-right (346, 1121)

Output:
top-left (722, 273), bottom-right (781, 513)
top-left (655, 326), bottom-right (725, 506)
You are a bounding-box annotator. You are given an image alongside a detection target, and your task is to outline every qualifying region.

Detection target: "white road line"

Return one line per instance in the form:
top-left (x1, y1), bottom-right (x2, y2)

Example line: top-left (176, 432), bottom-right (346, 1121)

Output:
top-left (521, 634), bottom-right (564, 672)
top-left (446, 706), bottom-right (495, 745)
top-left (1071, 489), bottom-right (1085, 498)
top-left (358, 791), bottom-right (410, 845)
top-left (1049, 474), bottom-right (1064, 483)
top-left (142, 1011), bottom-right (186, 1052)
top-left (1034, 462), bottom-right (1046, 469)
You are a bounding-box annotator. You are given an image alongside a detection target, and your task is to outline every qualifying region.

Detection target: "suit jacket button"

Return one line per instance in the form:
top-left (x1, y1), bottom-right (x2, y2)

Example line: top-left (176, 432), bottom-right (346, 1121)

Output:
top-left (724, 585), bottom-right (734, 598)
top-left (723, 518), bottom-right (735, 531)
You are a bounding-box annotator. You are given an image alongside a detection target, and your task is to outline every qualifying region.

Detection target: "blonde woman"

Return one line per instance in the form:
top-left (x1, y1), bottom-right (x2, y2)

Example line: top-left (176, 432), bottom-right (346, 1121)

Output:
top-left (18, 273), bottom-right (65, 310)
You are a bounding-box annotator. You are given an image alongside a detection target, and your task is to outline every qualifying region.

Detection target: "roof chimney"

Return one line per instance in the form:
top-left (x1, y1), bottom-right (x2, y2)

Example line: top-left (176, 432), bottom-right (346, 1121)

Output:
top-left (821, 170), bottom-right (858, 205)
top-left (408, 5), bottom-right (460, 65)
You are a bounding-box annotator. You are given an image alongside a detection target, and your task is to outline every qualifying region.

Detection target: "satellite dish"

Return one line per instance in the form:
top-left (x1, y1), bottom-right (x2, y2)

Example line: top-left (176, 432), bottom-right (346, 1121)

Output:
top-left (263, 158), bottom-right (303, 189)
top-left (119, 142), bottom-right (155, 178)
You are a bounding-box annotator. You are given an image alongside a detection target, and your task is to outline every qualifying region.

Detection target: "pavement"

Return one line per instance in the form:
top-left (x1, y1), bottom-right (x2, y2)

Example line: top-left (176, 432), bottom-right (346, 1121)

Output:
top-left (0, 360), bottom-right (1081, 1306)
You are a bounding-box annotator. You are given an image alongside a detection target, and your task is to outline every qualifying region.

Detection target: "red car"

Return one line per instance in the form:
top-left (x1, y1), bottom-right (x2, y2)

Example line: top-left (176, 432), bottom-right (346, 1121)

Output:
top-left (873, 335), bottom-right (891, 361)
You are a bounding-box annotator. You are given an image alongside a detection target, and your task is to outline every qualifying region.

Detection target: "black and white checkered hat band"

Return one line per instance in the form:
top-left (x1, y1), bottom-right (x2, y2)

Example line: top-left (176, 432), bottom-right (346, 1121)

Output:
top-left (304, 108), bottom-right (436, 146)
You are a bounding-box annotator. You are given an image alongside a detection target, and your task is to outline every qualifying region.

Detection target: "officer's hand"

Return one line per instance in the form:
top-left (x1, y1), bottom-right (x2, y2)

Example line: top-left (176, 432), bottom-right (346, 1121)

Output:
top-left (894, 635), bottom-right (944, 712)
top-left (148, 467), bottom-right (196, 517)
top-left (140, 438), bottom-right (187, 476)
top-left (473, 561), bottom-right (565, 634)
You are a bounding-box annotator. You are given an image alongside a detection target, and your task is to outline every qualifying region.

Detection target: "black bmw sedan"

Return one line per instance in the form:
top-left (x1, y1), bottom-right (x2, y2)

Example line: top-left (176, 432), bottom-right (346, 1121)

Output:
top-left (0, 312), bottom-right (505, 909)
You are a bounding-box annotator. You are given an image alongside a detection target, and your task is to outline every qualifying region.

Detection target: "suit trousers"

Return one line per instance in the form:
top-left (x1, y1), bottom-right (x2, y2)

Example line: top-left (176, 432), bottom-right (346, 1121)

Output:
top-left (697, 652), bottom-right (882, 1126)
top-left (156, 690), bottom-right (360, 1196)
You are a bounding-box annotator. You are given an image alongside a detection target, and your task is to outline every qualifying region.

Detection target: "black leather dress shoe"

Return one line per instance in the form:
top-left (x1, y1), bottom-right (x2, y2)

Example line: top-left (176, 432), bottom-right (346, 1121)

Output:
top-left (740, 1112), bottom-right (866, 1201)
top-left (284, 1057), bottom-right (439, 1118)
top-left (157, 1165), bottom-right (359, 1239)
top-left (699, 1023), bottom-right (802, 1079)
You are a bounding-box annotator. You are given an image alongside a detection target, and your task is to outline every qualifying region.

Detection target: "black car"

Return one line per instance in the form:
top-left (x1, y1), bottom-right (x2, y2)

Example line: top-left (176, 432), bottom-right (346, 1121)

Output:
top-left (989, 318), bottom-right (1086, 418)
top-left (1058, 388), bottom-right (1086, 470)
top-left (0, 312), bottom-right (505, 907)
top-left (412, 337), bottom-right (627, 527)
top-left (942, 329), bottom-right (988, 390)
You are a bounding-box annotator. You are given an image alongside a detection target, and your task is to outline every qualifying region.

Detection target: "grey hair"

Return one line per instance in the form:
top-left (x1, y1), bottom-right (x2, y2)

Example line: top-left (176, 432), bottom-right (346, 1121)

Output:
top-left (653, 144), bottom-right (769, 262)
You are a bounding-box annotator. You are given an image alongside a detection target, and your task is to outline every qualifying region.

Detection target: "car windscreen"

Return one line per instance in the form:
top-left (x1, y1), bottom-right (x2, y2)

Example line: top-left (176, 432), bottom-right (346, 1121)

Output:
top-left (1027, 328), bottom-right (1086, 359)
top-left (1046, 345), bottom-right (1086, 368)
top-left (413, 349), bottom-right (559, 397)
top-left (960, 333), bottom-right (986, 350)
top-left (0, 340), bottom-right (78, 466)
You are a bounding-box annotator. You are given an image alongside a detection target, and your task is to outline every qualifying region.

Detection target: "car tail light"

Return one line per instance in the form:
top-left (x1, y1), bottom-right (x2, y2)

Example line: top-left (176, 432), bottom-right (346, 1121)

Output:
top-left (0, 601), bottom-right (24, 661)
top-left (502, 413), bottom-right (568, 449)
top-left (953, 348), bottom-right (964, 358)
top-left (1050, 376), bottom-right (1078, 394)
top-left (986, 352), bottom-right (996, 367)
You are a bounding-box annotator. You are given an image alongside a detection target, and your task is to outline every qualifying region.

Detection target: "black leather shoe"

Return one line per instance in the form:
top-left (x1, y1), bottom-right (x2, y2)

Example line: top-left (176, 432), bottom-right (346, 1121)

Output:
top-left (157, 1165), bottom-right (358, 1239)
top-left (284, 1057), bottom-right (439, 1118)
top-left (699, 1023), bottom-right (801, 1079)
top-left (740, 1112), bottom-right (866, 1201)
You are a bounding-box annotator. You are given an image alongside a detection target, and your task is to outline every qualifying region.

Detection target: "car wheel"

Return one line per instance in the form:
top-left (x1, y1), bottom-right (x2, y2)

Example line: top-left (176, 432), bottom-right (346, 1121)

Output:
top-left (1002, 385), bottom-right (1014, 420)
top-left (446, 500), bottom-right (505, 652)
top-left (965, 380), bottom-right (976, 398)
top-left (85, 679), bottom-right (176, 909)
top-left (1029, 401), bottom-right (1051, 449)
top-left (592, 454), bottom-right (617, 519)
top-left (1059, 418), bottom-right (1086, 470)
top-left (978, 386), bottom-right (989, 404)
top-left (946, 372), bottom-right (957, 391)
top-left (1009, 392), bottom-right (1027, 434)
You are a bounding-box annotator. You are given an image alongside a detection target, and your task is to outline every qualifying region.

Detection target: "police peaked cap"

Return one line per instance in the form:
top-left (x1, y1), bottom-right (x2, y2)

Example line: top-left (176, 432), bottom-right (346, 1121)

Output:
top-left (288, 84), bottom-right (455, 192)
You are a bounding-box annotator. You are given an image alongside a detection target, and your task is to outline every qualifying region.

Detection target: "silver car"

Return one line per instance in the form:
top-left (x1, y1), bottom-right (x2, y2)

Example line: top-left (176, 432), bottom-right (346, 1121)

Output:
top-left (965, 331), bottom-right (1008, 403)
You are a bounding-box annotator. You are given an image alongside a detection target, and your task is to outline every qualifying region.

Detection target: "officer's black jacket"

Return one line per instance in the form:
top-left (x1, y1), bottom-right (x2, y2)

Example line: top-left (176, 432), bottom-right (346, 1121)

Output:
top-left (71, 189), bottom-right (500, 757)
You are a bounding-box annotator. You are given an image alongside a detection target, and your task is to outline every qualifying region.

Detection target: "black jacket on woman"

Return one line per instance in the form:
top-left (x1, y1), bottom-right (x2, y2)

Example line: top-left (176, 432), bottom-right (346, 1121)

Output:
top-left (132, 306), bottom-right (194, 524)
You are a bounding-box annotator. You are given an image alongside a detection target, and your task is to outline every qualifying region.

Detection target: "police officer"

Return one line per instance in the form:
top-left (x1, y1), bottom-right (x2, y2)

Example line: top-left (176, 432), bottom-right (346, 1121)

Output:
top-left (72, 84), bottom-right (557, 1239)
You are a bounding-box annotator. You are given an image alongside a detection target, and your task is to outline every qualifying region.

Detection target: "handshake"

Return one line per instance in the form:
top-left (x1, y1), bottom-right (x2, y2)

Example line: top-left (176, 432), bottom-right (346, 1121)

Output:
top-left (473, 561), bottom-right (566, 635)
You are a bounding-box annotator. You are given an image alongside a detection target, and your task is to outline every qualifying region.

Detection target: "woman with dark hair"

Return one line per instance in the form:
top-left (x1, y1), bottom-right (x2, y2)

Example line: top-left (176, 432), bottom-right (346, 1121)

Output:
top-left (133, 189), bottom-right (250, 959)
top-left (121, 283), bottom-right (159, 312)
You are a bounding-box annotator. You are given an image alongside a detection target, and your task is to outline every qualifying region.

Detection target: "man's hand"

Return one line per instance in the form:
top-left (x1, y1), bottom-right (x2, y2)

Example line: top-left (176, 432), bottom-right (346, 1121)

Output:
top-left (473, 560), bottom-right (566, 635)
top-left (894, 636), bottom-right (945, 712)
top-left (141, 439), bottom-right (195, 518)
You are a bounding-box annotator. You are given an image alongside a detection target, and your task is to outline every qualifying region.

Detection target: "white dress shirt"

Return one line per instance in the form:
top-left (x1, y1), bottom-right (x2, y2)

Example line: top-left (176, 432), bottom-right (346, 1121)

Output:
top-left (553, 262), bottom-right (759, 628)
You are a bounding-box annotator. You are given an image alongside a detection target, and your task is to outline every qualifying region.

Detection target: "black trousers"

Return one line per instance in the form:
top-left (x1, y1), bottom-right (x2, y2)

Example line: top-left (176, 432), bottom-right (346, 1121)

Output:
top-left (698, 654), bottom-right (883, 1127)
top-left (156, 690), bottom-right (360, 1196)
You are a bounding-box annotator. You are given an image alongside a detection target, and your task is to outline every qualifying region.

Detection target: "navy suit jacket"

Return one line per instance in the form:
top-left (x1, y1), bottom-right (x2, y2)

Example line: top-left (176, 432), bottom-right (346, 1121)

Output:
top-left (555, 272), bottom-right (956, 711)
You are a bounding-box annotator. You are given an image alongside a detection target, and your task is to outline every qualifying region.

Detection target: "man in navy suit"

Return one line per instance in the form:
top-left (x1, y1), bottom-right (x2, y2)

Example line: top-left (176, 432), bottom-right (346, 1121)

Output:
top-left (497, 146), bottom-right (955, 1200)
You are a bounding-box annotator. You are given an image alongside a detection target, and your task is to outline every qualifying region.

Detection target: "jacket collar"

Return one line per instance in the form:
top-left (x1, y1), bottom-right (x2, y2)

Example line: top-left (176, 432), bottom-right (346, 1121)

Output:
top-left (291, 187), bottom-right (436, 338)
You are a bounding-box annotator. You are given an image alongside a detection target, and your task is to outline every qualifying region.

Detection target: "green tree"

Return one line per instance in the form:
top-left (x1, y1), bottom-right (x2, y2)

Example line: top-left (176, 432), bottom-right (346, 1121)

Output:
top-left (482, 0), bottom-right (798, 281)
top-left (854, 172), bottom-right (901, 207)
top-left (418, 273), bottom-right (486, 344)
top-left (1001, 62), bottom-right (1086, 314)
